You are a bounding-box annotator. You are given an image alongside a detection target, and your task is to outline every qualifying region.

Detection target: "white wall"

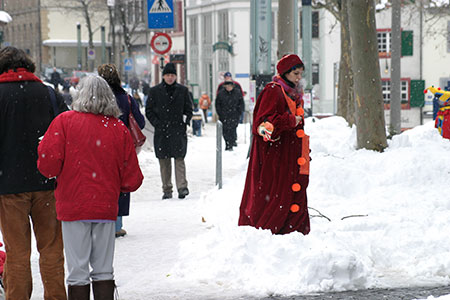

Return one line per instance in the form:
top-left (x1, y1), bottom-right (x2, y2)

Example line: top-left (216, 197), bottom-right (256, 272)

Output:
top-left (423, 16), bottom-right (450, 89)
top-left (230, 8), bottom-right (251, 96)
top-left (316, 9), bottom-right (340, 114)
top-left (46, 8), bottom-right (109, 42)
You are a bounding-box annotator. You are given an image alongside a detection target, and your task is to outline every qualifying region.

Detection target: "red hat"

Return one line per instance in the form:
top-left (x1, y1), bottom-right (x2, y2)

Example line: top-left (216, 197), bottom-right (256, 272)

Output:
top-left (276, 54), bottom-right (304, 75)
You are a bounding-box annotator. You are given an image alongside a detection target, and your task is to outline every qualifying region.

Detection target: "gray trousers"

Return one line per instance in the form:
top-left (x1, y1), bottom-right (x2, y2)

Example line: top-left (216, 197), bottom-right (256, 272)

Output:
top-left (62, 221), bottom-right (115, 286)
top-left (159, 158), bottom-right (188, 193)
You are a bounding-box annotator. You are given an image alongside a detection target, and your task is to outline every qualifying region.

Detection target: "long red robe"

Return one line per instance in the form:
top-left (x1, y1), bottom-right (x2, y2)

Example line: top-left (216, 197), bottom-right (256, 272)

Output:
top-left (238, 80), bottom-right (310, 235)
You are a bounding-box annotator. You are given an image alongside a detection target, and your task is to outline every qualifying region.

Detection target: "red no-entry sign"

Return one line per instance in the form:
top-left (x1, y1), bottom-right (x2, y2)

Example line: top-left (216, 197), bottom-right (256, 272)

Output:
top-left (150, 32), bottom-right (172, 55)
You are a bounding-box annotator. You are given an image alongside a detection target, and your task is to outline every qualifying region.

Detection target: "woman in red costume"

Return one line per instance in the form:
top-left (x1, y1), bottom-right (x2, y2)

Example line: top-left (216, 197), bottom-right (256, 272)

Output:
top-left (239, 54), bottom-right (310, 235)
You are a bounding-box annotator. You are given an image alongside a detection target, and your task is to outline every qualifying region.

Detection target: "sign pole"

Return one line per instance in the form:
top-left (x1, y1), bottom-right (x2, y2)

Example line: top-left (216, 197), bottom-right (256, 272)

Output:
top-left (160, 56), bottom-right (165, 70)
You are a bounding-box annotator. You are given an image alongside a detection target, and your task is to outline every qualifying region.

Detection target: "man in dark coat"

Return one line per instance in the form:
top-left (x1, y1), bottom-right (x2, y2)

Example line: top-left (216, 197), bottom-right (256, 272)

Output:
top-left (0, 46), bottom-right (68, 299)
top-left (145, 63), bottom-right (193, 200)
top-left (215, 81), bottom-right (244, 151)
top-left (50, 67), bottom-right (64, 90)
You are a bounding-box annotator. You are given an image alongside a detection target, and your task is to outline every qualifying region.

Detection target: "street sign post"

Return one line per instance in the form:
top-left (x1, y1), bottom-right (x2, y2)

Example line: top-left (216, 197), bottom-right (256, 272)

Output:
top-left (150, 32), bottom-right (172, 55)
top-left (124, 58), bottom-right (133, 72)
top-left (147, 0), bottom-right (174, 29)
top-left (87, 48), bottom-right (95, 60)
top-left (151, 32), bottom-right (172, 69)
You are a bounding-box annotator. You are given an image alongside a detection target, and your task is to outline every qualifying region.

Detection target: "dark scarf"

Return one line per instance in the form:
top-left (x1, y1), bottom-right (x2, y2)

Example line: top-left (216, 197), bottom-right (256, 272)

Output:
top-left (110, 83), bottom-right (126, 94)
top-left (0, 68), bottom-right (42, 83)
top-left (163, 80), bottom-right (177, 97)
top-left (272, 75), bottom-right (302, 104)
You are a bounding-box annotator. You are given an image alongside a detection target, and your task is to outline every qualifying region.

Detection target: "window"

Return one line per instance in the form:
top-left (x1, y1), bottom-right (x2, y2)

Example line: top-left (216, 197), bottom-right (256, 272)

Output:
top-left (312, 11), bottom-right (319, 38)
top-left (121, 0), bottom-right (145, 24)
top-left (190, 17), bottom-right (198, 44)
top-left (382, 78), bottom-right (411, 109)
top-left (378, 29), bottom-right (414, 57)
top-left (202, 14), bottom-right (212, 43)
top-left (135, 0), bottom-right (144, 23)
top-left (377, 30), bottom-right (391, 57)
top-left (218, 11), bottom-right (228, 41)
top-left (127, 1), bottom-right (134, 23)
top-left (271, 11), bottom-right (275, 40)
top-left (175, 0), bottom-right (183, 32)
top-left (299, 11), bottom-right (319, 39)
top-left (312, 63), bottom-right (319, 85)
top-left (447, 21), bottom-right (450, 52)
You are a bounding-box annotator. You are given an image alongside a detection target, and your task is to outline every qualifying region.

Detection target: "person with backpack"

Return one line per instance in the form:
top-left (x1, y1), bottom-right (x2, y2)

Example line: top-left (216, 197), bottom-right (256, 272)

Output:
top-left (199, 92), bottom-right (211, 123)
top-left (0, 46), bottom-right (68, 300)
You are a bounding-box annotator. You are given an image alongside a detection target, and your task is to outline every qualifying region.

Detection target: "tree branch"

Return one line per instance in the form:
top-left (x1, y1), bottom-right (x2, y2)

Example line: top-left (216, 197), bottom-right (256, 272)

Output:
top-left (308, 207), bottom-right (332, 222)
top-left (341, 214), bottom-right (368, 220)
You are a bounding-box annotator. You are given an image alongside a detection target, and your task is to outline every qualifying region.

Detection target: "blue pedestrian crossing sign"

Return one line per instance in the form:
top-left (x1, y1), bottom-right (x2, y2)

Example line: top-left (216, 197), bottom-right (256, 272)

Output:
top-left (124, 58), bottom-right (133, 72)
top-left (147, 0), bottom-right (174, 29)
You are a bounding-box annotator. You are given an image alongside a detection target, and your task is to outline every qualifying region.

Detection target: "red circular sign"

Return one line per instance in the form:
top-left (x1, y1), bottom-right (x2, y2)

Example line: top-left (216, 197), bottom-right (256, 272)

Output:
top-left (150, 32), bottom-right (172, 55)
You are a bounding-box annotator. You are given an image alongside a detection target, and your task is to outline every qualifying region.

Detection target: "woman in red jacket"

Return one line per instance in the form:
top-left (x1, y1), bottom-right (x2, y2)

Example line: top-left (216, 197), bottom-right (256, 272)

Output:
top-left (239, 54), bottom-right (310, 235)
top-left (38, 75), bottom-right (144, 299)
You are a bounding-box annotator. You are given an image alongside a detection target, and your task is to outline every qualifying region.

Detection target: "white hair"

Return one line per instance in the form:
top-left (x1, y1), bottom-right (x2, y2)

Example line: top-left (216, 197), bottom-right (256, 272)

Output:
top-left (71, 75), bottom-right (122, 118)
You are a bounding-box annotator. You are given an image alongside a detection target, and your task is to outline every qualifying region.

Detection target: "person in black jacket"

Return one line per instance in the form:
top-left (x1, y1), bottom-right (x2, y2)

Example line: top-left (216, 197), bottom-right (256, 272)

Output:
top-left (145, 63), bottom-right (193, 200)
top-left (141, 79), bottom-right (150, 106)
top-left (0, 46), bottom-right (68, 300)
top-left (97, 63), bottom-right (145, 238)
top-left (215, 81), bottom-right (245, 151)
top-left (50, 67), bottom-right (64, 90)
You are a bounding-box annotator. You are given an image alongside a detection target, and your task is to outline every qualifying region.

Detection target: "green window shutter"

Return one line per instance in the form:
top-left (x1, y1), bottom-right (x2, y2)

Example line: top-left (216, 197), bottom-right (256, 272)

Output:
top-left (410, 80), bottom-right (425, 107)
top-left (401, 30), bottom-right (413, 56)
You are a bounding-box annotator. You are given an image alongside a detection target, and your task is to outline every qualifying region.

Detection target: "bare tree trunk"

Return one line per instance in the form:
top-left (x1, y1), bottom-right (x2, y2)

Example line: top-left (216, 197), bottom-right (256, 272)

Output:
top-left (312, 0), bottom-right (355, 126)
top-left (108, 6), bottom-right (116, 65)
top-left (348, 0), bottom-right (387, 151)
top-left (278, 0), bottom-right (295, 58)
top-left (118, 3), bottom-right (132, 57)
top-left (389, 0), bottom-right (402, 136)
top-left (81, 0), bottom-right (95, 71)
top-left (336, 0), bottom-right (355, 126)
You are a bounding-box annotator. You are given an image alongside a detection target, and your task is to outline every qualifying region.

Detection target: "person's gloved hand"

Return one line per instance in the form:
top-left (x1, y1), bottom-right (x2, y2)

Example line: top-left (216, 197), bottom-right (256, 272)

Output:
top-left (257, 122), bottom-right (275, 142)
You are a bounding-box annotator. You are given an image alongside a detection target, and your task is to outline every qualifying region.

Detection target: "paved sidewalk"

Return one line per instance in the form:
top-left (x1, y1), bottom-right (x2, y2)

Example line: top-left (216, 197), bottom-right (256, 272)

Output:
top-left (260, 285), bottom-right (450, 300)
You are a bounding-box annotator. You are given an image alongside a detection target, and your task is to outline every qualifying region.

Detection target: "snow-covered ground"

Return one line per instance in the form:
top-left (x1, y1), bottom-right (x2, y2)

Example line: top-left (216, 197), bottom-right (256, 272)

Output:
top-left (11, 116), bottom-right (450, 299)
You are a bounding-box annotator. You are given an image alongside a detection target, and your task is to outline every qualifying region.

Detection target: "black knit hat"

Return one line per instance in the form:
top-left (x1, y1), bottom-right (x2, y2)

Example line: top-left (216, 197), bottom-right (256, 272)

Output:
top-left (162, 63), bottom-right (177, 75)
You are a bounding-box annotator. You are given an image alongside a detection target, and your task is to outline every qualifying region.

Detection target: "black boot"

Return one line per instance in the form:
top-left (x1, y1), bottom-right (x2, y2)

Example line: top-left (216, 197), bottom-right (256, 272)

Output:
top-left (178, 187), bottom-right (189, 199)
top-left (92, 280), bottom-right (115, 300)
top-left (162, 192), bottom-right (172, 199)
top-left (68, 284), bottom-right (90, 300)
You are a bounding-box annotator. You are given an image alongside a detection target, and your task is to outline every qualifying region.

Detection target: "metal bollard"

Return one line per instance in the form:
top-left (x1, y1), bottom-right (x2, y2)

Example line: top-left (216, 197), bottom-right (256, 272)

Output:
top-left (216, 121), bottom-right (223, 189)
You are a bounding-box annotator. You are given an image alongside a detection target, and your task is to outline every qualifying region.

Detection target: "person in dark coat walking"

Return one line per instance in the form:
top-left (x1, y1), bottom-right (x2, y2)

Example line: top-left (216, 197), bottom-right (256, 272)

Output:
top-left (0, 46), bottom-right (68, 300)
top-left (50, 67), bottom-right (64, 90)
top-left (98, 63), bottom-right (145, 238)
top-left (145, 63), bottom-right (193, 200)
top-left (239, 54), bottom-right (310, 235)
top-left (215, 81), bottom-right (244, 151)
top-left (142, 79), bottom-right (150, 106)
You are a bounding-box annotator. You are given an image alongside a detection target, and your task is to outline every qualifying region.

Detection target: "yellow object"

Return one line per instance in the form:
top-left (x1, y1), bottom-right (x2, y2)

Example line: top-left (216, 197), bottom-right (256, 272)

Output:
top-left (425, 86), bottom-right (450, 103)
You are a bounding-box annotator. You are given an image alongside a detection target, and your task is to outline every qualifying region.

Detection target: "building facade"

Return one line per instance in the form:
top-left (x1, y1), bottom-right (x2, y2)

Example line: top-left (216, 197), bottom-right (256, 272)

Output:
top-left (1, 0), bottom-right (187, 86)
top-left (186, 0), bottom-right (450, 128)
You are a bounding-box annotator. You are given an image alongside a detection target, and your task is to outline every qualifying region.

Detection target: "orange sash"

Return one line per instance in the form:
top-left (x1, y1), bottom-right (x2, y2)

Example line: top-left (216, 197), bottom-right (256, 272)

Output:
top-left (270, 82), bottom-right (298, 115)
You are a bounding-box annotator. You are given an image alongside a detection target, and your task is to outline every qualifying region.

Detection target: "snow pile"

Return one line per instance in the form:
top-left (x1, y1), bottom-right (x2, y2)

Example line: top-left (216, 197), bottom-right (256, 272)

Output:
top-left (171, 117), bottom-right (450, 297)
